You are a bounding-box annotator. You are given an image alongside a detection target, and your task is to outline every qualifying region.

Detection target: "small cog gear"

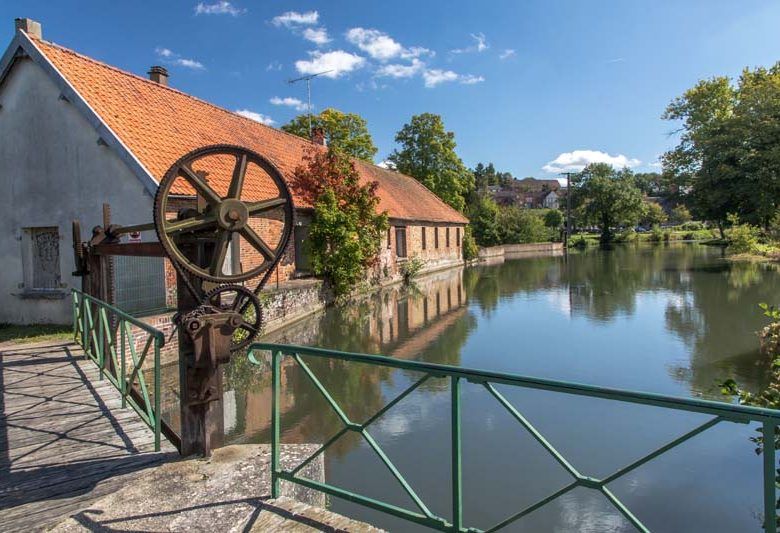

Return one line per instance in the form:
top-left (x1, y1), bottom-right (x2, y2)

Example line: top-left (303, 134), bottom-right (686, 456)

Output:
top-left (202, 284), bottom-right (263, 352)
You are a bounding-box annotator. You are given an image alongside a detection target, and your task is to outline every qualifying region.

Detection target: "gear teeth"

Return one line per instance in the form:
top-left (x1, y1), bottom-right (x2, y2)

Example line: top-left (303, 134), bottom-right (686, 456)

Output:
top-left (201, 284), bottom-right (263, 352)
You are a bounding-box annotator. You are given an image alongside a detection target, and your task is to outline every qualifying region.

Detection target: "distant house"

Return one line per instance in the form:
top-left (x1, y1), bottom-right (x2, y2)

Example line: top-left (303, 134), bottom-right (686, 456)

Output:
top-left (489, 177), bottom-right (562, 209)
top-left (0, 19), bottom-right (467, 324)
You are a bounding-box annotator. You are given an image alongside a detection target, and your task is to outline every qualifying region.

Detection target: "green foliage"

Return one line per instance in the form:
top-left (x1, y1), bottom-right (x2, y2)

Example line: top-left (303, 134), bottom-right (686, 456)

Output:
top-left (570, 163), bottom-right (645, 244)
top-left (462, 226), bottom-right (479, 260)
top-left (388, 113), bottom-right (474, 212)
top-left (282, 108), bottom-right (378, 161)
top-left (292, 147), bottom-right (388, 296)
top-left (647, 225), bottom-right (664, 242)
top-left (497, 207), bottom-right (552, 244)
top-left (468, 196), bottom-right (502, 246)
top-left (473, 162), bottom-right (513, 192)
top-left (726, 213), bottom-right (761, 254)
top-left (543, 209), bottom-right (564, 229)
top-left (671, 205), bottom-right (693, 225)
top-left (642, 202), bottom-right (668, 227)
top-left (400, 256), bottom-right (425, 284)
top-left (662, 63), bottom-right (780, 228)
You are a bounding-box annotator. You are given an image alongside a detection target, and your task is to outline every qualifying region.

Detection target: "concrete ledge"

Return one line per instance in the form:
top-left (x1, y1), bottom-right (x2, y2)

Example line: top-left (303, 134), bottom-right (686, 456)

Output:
top-left (478, 242), bottom-right (563, 261)
top-left (49, 444), bottom-right (380, 532)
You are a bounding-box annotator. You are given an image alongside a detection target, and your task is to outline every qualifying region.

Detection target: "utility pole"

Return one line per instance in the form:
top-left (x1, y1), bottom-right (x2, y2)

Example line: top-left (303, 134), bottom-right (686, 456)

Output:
top-left (287, 70), bottom-right (333, 138)
top-left (561, 172), bottom-right (576, 249)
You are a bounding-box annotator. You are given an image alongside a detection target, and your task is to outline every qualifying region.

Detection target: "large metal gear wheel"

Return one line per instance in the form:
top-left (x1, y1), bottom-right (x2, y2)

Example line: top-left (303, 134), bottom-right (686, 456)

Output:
top-left (153, 144), bottom-right (294, 284)
top-left (202, 284), bottom-right (263, 352)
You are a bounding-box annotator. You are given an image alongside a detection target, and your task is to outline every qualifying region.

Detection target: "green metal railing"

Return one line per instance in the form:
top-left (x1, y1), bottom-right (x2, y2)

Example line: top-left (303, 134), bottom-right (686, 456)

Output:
top-left (249, 342), bottom-right (780, 532)
top-left (72, 289), bottom-right (165, 451)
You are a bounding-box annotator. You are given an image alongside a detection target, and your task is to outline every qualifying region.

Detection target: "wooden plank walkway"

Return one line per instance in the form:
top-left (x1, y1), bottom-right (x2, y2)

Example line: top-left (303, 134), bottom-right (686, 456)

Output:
top-left (0, 339), bottom-right (178, 532)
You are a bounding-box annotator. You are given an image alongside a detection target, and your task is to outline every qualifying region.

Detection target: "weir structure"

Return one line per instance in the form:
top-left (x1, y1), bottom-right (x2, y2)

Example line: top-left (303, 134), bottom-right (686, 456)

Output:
top-left (71, 144), bottom-right (294, 456)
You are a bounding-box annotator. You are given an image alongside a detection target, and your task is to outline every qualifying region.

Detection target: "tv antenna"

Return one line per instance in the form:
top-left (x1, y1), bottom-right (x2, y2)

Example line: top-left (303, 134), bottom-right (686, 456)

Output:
top-left (288, 70), bottom-right (333, 137)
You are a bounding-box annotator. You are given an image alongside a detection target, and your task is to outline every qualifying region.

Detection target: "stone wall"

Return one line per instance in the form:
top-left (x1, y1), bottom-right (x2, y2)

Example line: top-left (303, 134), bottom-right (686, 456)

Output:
top-left (478, 242), bottom-right (563, 261)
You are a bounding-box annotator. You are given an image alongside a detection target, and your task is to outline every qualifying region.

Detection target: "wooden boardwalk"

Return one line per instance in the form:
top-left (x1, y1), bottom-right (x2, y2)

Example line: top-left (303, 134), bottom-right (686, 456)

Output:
top-left (0, 339), bottom-right (177, 532)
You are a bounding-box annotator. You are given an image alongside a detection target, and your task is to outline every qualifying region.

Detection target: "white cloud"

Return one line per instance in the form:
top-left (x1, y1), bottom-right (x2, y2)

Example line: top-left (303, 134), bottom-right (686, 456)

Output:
top-left (175, 58), bottom-right (205, 70)
top-left (460, 74), bottom-right (484, 85)
top-left (377, 160), bottom-right (395, 170)
top-left (423, 69), bottom-right (459, 88)
top-left (266, 61), bottom-right (282, 71)
top-left (235, 109), bottom-right (275, 125)
top-left (295, 50), bottom-right (365, 78)
top-left (402, 46), bottom-right (434, 59)
top-left (155, 47), bottom-right (205, 70)
top-left (195, 1), bottom-right (245, 16)
top-left (270, 96), bottom-right (308, 111)
top-left (346, 28), bottom-right (404, 61)
top-left (452, 32), bottom-right (489, 54)
top-left (376, 59), bottom-right (424, 79)
top-left (155, 47), bottom-right (174, 58)
top-left (272, 10), bottom-right (318, 27)
top-left (302, 27), bottom-right (331, 45)
top-left (499, 48), bottom-right (516, 60)
top-left (542, 150), bottom-right (641, 173)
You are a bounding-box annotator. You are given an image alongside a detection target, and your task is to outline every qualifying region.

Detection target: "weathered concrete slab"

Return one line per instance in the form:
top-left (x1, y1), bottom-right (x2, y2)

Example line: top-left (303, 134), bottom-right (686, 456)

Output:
top-left (50, 444), bottom-right (382, 532)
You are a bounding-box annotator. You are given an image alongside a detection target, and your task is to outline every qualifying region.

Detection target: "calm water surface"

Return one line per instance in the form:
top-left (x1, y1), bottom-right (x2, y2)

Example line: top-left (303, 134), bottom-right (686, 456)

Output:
top-left (223, 244), bottom-right (780, 532)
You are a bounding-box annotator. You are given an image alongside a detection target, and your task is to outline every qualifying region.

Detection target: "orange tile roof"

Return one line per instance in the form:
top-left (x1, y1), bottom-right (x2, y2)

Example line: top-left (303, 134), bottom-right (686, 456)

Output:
top-left (28, 36), bottom-right (468, 225)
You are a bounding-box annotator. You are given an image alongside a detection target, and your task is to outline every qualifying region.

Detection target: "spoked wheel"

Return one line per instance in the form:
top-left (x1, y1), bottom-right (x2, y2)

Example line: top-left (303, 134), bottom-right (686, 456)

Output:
top-left (153, 145), bottom-right (294, 284)
top-left (203, 285), bottom-right (262, 352)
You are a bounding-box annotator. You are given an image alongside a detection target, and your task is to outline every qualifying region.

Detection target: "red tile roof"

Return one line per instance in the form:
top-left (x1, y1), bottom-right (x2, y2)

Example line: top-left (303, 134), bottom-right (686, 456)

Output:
top-left (27, 36), bottom-right (468, 225)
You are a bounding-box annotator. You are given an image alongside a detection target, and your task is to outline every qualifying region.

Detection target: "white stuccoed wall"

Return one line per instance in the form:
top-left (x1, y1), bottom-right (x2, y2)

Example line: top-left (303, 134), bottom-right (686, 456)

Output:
top-left (0, 57), bottom-right (154, 324)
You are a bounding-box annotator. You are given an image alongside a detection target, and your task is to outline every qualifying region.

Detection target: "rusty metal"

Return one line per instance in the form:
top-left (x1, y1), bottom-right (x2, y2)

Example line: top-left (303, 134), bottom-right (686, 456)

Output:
top-left (71, 144), bottom-right (295, 457)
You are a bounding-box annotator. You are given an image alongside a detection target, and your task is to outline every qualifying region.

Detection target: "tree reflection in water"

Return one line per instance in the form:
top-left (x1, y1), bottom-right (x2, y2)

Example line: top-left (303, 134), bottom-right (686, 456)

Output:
top-left (223, 244), bottom-right (780, 457)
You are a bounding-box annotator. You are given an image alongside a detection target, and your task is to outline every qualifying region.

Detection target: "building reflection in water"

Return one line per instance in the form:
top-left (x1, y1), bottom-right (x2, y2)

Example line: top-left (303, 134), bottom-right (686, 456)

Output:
top-left (221, 267), bottom-right (470, 454)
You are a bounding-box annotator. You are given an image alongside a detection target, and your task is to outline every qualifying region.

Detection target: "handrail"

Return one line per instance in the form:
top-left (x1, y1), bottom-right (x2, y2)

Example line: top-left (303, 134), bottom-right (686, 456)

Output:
top-left (249, 342), bottom-right (779, 532)
top-left (72, 289), bottom-right (165, 451)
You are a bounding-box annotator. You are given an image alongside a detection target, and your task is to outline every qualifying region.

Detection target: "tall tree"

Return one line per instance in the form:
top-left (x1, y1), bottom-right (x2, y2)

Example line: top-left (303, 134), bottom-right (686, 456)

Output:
top-left (282, 108), bottom-right (378, 162)
top-left (662, 63), bottom-right (780, 229)
top-left (388, 113), bottom-right (474, 212)
top-left (571, 163), bottom-right (644, 244)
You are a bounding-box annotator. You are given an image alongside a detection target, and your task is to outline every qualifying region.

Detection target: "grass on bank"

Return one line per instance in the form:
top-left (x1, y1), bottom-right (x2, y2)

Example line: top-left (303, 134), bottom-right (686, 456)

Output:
top-left (0, 323), bottom-right (72, 344)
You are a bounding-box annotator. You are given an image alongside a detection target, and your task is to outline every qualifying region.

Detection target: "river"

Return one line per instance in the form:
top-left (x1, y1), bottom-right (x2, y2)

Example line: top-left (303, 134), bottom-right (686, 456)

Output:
top-left (222, 243), bottom-right (780, 532)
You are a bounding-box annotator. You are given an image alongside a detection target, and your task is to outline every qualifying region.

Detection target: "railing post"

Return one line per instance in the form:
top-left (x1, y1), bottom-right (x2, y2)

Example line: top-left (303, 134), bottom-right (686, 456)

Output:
top-left (271, 349), bottom-right (281, 499)
top-left (81, 296), bottom-right (87, 350)
top-left (72, 292), bottom-right (77, 342)
top-left (97, 306), bottom-right (105, 380)
top-left (120, 321), bottom-right (127, 408)
top-left (154, 335), bottom-right (161, 452)
top-left (764, 421), bottom-right (777, 532)
top-left (451, 375), bottom-right (462, 532)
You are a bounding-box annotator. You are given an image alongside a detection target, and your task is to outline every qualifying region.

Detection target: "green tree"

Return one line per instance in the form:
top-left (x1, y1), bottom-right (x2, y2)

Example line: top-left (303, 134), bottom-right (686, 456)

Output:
top-left (641, 202), bottom-right (668, 227)
top-left (662, 63), bottom-right (780, 230)
top-left (543, 209), bottom-right (564, 229)
top-left (571, 163), bottom-right (644, 244)
top-left (388, 113), bottom-right (474, 212)
top-left (498, 207), bottom-right (551, 244)
top-left (670, 205), bottom-right (693, 225)
top-left (291, 147), bottom-right (388, 295)
top-left (282, 108), bottom-right (378, 161)
top-left (468, 196), bottom-right (501, 246)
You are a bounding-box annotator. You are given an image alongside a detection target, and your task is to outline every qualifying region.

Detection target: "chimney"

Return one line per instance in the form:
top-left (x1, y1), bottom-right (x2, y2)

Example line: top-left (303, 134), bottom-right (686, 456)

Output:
top-left (148, 66), bottom-right (169, 86)
top-left (311, 127), bottom-right (326, 146)
top-left (15, 18), bottom-right (42, 39)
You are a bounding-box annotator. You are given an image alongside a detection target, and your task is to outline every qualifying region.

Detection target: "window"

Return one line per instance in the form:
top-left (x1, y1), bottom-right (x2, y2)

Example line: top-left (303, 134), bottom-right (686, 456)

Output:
top-left (22, 227), bottom-right (61, 290)
top-left (446, 227), bottom-right (450, 248)
top-left (395, 226), bottom-right (407, 258)
top-left (421, 227), bottom-right (427, 250)
top-left (456, 227), bottom-right (461, 247)
top-left (434, 227), bottom-right (440, 249)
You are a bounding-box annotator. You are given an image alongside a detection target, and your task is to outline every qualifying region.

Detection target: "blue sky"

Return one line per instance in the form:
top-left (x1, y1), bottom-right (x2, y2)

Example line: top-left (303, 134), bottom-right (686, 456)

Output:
top-left (2, 1), bottom-right (779, 178)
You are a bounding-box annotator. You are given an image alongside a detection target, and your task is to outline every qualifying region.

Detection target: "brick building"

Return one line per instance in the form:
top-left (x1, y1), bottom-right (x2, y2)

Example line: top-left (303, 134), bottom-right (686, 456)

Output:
top-left (0, 19), bottom-right (467, 323)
